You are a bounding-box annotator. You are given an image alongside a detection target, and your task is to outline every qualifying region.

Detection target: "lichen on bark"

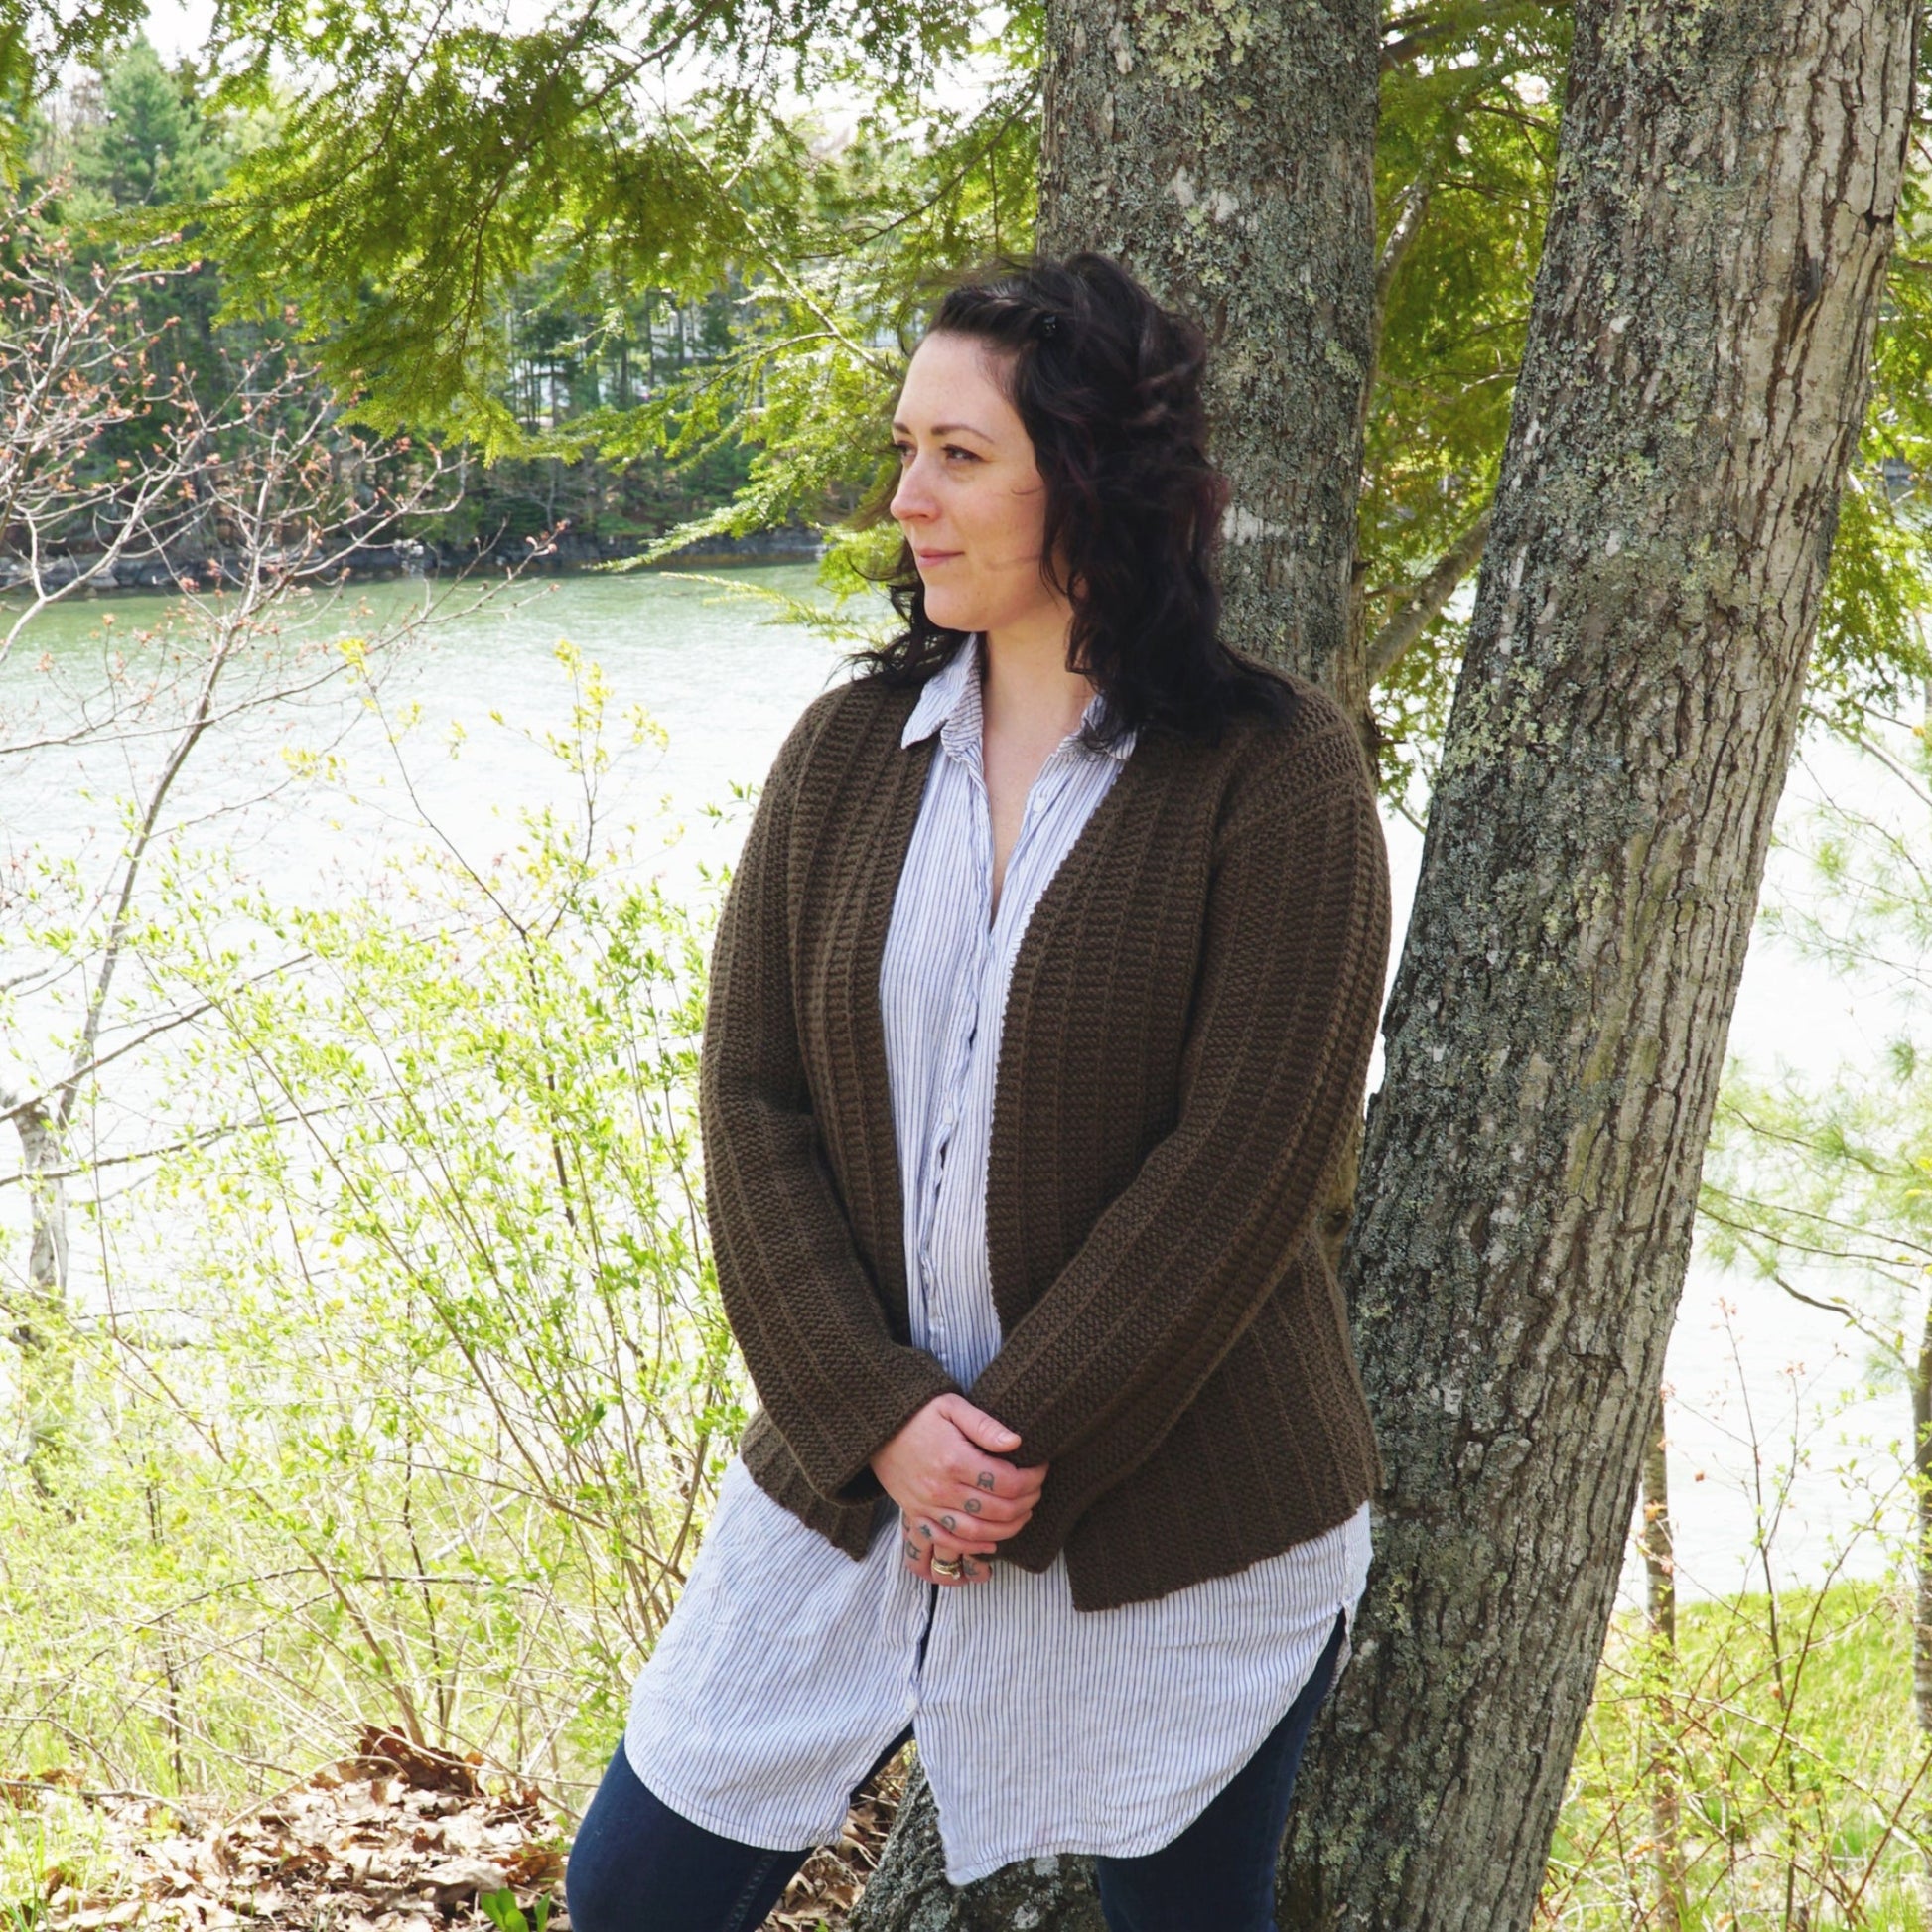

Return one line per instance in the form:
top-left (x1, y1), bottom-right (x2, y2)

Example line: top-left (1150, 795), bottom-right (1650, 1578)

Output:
top-left (1036, 0), bottom-right (1379, 718)
top-left (1281, 3), bottom-right (1917, 1926)
top-left (855, 5), bottom-right (1915, 1930)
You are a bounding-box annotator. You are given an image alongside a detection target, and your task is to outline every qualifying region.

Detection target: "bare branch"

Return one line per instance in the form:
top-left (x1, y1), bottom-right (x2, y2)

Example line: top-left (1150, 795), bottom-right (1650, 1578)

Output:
top-left (1367, 500), bottom-right (1494, 686)
top-left (1772, 1268), bottom-right (1909, 1368)
top-left (1377, 175), bottom-right (1435, 324)
top-left (1381, 1), bottom-right (1564, 71)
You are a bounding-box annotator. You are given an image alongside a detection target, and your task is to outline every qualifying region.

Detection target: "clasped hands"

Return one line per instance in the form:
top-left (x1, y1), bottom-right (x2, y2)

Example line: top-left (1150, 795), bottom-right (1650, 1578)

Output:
top-left (869, 1392), bottom-right (1047, 1588)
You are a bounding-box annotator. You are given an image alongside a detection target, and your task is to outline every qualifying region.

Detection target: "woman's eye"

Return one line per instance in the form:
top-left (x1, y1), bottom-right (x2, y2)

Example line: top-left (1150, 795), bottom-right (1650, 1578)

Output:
top-left (888, 441), bottom-right (978, 464)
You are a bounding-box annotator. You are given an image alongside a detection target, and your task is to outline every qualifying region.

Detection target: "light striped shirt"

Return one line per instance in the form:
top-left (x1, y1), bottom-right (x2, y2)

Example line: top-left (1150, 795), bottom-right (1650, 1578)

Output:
top-left (623, 635), bottom-right (1371, 1883)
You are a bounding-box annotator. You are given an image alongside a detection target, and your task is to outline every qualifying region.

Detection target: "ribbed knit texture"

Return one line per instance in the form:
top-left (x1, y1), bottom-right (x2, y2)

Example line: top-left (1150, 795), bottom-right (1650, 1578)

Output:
top-left (624, 644), bottom-right (1371, 1882)
top-left (704, 659), bottom-right (1391, 1613)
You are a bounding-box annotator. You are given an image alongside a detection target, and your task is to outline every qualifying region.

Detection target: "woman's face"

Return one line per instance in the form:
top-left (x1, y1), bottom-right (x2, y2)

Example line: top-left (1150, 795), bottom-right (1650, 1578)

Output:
top-left (889, 330), bottom-right (1070, 640)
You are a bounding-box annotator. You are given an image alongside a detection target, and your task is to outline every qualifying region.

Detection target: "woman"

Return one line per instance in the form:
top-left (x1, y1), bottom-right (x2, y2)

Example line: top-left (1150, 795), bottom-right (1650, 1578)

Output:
top-left (566, 252), bottom-right (1391, 1932)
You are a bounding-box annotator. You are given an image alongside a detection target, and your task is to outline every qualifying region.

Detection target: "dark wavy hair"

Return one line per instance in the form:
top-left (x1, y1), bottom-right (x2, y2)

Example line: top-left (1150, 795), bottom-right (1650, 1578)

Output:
top-left (842, 251), bottom-right (1298, 748)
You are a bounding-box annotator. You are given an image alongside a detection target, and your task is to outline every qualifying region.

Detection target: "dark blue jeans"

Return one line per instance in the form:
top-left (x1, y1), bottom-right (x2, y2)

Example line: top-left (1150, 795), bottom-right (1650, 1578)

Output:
top-left (565, 1607), bottom-right (1347, 1932)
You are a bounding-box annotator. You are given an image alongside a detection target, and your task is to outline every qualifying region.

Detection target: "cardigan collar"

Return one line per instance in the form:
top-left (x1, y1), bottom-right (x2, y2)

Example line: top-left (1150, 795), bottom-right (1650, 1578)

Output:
top-left (899, 633), bottom-right (1136, 764)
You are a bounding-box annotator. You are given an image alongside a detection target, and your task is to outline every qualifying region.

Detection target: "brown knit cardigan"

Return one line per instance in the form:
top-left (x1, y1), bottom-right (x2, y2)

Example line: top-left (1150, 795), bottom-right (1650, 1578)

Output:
top-left (701, 661), bottom-right (1392, 1612)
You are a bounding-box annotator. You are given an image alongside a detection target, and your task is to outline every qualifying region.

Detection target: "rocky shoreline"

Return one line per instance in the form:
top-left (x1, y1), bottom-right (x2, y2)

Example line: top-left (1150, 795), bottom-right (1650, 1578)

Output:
top-left (0, 524), bottom-right (823, 597)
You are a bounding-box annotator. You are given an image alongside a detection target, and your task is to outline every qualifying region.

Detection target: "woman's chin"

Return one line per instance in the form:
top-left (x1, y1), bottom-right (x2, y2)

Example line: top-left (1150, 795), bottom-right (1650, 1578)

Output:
top-left (921, 595), bottom-right (986, 635)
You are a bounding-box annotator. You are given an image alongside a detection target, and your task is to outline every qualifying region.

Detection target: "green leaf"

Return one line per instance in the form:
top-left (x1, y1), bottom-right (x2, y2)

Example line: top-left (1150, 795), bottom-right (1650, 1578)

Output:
top-left (479, 1886), bottom-right (528, 1932)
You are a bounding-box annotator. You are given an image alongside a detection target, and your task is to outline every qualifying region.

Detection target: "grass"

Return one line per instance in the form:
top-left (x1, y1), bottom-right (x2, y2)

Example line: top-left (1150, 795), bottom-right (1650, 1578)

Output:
top-left (1545, 1578), bottom-right (1932, 1928)
top-left (0, 1782), bottom-right (126, 1932)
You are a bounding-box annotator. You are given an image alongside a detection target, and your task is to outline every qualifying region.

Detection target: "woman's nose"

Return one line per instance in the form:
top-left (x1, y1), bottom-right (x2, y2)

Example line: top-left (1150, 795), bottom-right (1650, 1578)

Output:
top-left (892, 455), bottom-right (934, 523)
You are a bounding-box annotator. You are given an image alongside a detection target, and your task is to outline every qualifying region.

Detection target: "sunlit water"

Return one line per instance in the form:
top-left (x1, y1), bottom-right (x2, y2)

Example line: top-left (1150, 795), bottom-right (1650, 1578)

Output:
top-left (0, 565), bottom-right (1916, 1605)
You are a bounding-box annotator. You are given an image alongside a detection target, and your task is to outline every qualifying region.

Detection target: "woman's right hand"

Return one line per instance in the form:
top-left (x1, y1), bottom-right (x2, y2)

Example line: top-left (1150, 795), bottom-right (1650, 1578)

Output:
top-left (871, 1393), bottom-right (1048, 1587)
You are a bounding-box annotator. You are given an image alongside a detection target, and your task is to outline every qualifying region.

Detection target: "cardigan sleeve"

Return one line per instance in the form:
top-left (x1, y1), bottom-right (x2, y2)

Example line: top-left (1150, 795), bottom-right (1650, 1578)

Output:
top-left (963, 728), bottom-right (1392, 1552)
top-left (701, 698), bottom-right (961, 1509)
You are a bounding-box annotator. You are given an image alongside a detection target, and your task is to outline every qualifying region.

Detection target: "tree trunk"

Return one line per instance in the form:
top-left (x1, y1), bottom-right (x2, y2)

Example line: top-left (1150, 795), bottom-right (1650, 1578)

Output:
top-left (847, 1781), bottom-right (1105, 1932)
top-left (857, 2), bottom-right (1913, 1926)
top-left (1033, 0), bottom-right (1379, 719)
top-left (1279, 5), bottom-right (1915, 1927)
top-left (852, 9), bottom-right (1379, 1926)
top-left (5, 1089), bottom-right (76, 1498)
top-left (1914, 1300), bottom-right (1932, 1915)
top-left (1640, 1384), bottom-right (1684, 1923)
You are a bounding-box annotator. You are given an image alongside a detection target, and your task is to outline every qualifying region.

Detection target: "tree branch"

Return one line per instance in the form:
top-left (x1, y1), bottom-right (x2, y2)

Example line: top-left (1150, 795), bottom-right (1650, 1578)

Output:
top-left (1377, 174), bottom-right (1435, 336)
top-left (1366, 501), bottom-right (1493, 686)
top-left (1770, 1269), bottom-right (1908, 1368)
top-left (1381, 1), bottom-right (1564, 71)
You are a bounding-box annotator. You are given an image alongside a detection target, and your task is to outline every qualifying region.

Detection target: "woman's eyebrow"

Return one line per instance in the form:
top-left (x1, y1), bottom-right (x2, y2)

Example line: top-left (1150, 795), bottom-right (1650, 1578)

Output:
top-left (891, 419), bottom-right (994, 440)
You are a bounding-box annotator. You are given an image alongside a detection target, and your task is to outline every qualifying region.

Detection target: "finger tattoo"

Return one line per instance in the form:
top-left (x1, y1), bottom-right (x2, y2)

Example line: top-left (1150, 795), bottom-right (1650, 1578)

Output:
top-left (940, 1514), bottom-right (957, 1533)
top-left (918, 1522), bottom-right (933, 1539)
top-left (976, 1471), bottom-right (996, 1492)
top-left (962, 1496), bottom-right (982, 1514)
top-left (904, 1540), bottom-right (920, 1563)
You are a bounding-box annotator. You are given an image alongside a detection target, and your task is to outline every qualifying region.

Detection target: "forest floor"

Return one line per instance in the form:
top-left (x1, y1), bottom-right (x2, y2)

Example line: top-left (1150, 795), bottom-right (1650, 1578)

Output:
top-left (16, 1580), bottom-right (1929, 1931)
top-left (3, 1732), bottom-right (906, 1932)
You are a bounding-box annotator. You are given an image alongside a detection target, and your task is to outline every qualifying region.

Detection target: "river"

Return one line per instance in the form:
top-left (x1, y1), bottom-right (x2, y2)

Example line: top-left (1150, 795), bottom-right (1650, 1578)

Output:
top-left (1, 564), bottom-right (1915, 1606)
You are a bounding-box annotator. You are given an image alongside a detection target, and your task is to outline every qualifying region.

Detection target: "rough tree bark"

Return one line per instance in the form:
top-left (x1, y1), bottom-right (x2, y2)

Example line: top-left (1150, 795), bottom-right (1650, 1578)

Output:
top-left (854, 2), bottom-right (1914, 1927)
top-left (1278, 4), bottom-right (1916, 1926)
top-left (1032, 0), bottom-right (1380, 719)
top-left (2, 1088), bottom-right (73, 1495)
top-left (850, 6), bottom-right (1379, 1926)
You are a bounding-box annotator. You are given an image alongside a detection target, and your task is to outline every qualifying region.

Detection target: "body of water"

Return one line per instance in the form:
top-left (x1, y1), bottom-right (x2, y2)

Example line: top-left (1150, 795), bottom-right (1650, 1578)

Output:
top-left (1, 565), bottom-right (1915, 1604)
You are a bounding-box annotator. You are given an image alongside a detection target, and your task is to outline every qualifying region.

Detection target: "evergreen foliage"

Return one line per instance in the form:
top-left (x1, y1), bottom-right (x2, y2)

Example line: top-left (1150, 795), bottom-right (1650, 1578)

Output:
top-left (14, 3), bottom-right (1932, 782)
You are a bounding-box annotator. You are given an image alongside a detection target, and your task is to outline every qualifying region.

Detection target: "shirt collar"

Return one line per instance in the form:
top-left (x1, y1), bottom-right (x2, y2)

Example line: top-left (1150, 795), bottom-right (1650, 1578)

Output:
top-left (899, 634), bottom-right (1135, 762)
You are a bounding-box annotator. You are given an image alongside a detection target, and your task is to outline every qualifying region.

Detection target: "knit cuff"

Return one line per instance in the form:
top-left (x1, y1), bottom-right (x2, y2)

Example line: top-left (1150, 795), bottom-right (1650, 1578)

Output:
top-left (783, 1351), bottom-right (964, 1510)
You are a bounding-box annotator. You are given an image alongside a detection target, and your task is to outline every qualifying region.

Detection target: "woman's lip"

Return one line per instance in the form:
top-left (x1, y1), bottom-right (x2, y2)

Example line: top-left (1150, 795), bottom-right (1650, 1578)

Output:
top-left (915, 550), bottom-right (961, 564)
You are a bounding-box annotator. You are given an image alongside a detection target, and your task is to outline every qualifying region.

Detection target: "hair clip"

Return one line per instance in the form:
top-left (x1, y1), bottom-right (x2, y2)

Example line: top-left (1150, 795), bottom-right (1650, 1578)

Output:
top-left (1039, 311), bottom-right (1059, 336)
